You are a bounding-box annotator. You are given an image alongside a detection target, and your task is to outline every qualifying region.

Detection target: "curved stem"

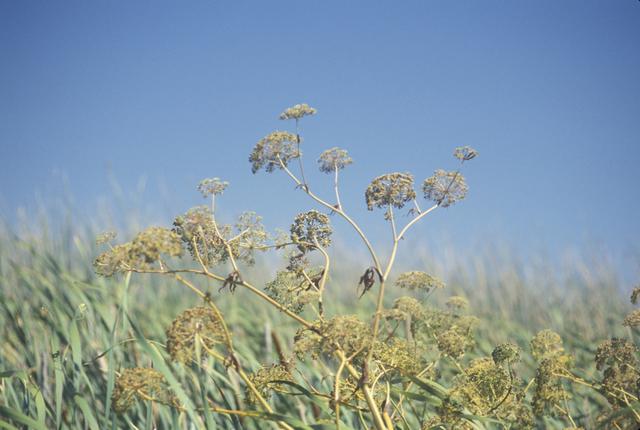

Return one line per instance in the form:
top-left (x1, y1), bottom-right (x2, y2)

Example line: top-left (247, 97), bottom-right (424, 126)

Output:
top-left (200, 342), bottom-right (294, 430)
top-left (334, 358), bottom-right (347, 430)
top-left (388, 206), bottom-right (397, 242)
top-left (486, 363), bottom-right (513, 414)
top-left (334, 165), bottom-right (343, 210)
top-left (277, 157), bottom-right (382, 271)
top-left (397, 204), bottom-right (439, 241)
top-left (295, 119), bottom-right (308, 189)
top-left (312, 236), bottom-right (331, 318)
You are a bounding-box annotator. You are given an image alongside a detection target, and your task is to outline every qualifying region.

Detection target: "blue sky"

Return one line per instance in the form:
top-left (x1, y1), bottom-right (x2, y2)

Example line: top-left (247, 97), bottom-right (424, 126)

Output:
top-left (1, 1), bottom-right (639, 256)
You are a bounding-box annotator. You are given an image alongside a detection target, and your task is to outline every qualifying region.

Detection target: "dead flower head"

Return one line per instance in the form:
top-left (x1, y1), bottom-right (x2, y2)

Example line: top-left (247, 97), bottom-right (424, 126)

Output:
top-left (290, 210), bottom-right (332, 252)
top-left (96, 231), bottom-right (117, 245)
top-left (530, 329), bottom-right (564, 362)
top-left (318, 147), bottom-right (353, 173)
top-left (631, 286), bottom-right (640, 305)
top-left (197, 177), bottom-right (229, 198)
top-left (453, 146), bottom-right (479, 162)
top-left (93, 227), bottom-right (182, 277)
top-left (623, 309), bottom-right (640, 328)
top-left (264, 269), bottom-right (320, 314)
top-left (492, 342), bottom-right (521, 366)
top-left (279, 103), bottom-right (317, 121)
top-left (166, 306), bottom-right (227, 364)
top-left (250, 131), bottom-right (299, 173)
top-left (595, 338), bottom-right (639, 406)
top-left (395, 271), bottom-right (445, 293)
top-left (294, 315), bottom-right (372, 360)
top-left (422, 169), bottom-right (468, 207)
top-left (112, 368), bottom-right (177, 414)
top-left (245, 363), bottom-right (293, 404)
top-left (365, 172), bottom-right (416, 211)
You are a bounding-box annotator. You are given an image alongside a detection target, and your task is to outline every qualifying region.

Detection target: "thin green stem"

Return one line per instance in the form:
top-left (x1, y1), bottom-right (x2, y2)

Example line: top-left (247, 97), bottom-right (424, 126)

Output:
top-left (277, 157), bottom-right (382, 271)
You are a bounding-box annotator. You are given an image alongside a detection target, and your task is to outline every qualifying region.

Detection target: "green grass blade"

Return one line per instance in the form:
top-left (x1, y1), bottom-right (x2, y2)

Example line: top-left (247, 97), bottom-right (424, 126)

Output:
top-left (74, 395), bottom-right (100, 430)
top-left (0, 406), bottom-right (48, 430)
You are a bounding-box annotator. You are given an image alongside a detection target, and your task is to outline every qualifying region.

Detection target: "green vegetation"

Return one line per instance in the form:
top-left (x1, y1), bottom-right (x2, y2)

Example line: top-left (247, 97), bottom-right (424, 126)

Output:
top-left (1, 104), bottom-right (638, 429)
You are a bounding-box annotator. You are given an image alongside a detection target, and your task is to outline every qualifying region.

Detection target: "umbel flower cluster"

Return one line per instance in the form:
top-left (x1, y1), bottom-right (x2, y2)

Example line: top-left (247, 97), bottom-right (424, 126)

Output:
top-left (97, 103), bottom-right (639, 429)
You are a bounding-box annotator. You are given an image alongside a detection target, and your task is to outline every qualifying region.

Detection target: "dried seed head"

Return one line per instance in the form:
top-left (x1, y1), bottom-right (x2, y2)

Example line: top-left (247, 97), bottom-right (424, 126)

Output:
top-left (173, 206), bottom-right (228, 267)
top-left (166, 306), bottom-right (227, 364)
top-left (395, 271), bottom-right (445, 293)
top-left (245, 363), bottom-right (293, 404)
top-left (623, 309), bottom-right (640, 328)
top-left (429, 395), bottom-right (472, 429)
top-left (454, 357), bottom-right (512, 414)
top-left (293, 326), bottom-right (323, 360)
top-left (446, 295), bottom-right (469, 311)
top-left (197, 178), bottom-right (229, 197)
top-left (595, 338), bottom-right (639, 406)
top-left (264, 270), bottom-right (321, 314)
top-left (279, 103), bottom-right (317, 120)
top-left (595, 338), bottom-right (637, 371)
top-left (112, 368), bottom-right (177, 414)
top-left (329, 375), bottom-right (367, 408)
top-left (94, 243), bottom-right (132, 277)
top-left (318, 147), bottom-right (353, 173)
top-left (294, 315), bottom-right (372, 360)
top-left (437, 328), bottom-right (468, 359)
top-left (365, 172), bottom-right (416, 211)
top-left (96, 231), bottom-right (117, 245)
top-left (232, 211), bottom-right (268, 265)
top-left (374, 338), bottom-right (426, 375)
top-left (128, 227), bottom-right (183, 265)
top-left (532, 354), bottom-right (572, 416)
top-left (530, 330), bottom-right (564, 362)
top-left (422, 169), bottom-right (468, 207)
top-left (389, 296), bottom-right (424, 320)
top-left (631, 286), bottom-right (640, 305)
top-left (93, 227), bottom-right (182, 277)
top-left (453, 146), bottom-right (479, 162)
top-left (290, 210), bottom-right (332, 252)
top-left (492, 342), bottom-right (521, 365)
top-left (250, 131), bottom-right (299, 173)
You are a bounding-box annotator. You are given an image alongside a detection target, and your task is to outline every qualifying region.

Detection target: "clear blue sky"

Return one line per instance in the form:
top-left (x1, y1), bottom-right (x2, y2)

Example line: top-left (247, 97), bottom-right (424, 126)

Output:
top-left (1, 1), bottom-right (639, 255)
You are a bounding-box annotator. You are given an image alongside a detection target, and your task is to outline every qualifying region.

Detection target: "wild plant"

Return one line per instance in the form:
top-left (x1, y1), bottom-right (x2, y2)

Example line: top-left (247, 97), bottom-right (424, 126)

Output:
top-left (92, 104), bottom-right (640, 429)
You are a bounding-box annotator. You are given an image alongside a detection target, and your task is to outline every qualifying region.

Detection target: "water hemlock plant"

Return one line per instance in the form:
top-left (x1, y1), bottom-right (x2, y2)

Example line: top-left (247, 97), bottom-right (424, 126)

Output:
top-left (91, 104), bottom-right (640, 429)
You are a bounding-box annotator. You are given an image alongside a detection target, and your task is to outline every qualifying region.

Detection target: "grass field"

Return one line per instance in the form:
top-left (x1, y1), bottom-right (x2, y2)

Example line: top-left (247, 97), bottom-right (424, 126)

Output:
top-left (0, 213), bottom-right (636, 430)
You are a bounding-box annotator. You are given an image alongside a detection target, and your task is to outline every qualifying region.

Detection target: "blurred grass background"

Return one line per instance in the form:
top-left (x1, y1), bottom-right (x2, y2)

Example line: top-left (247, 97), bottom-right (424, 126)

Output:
top-left (0, 205), bottom-right (635, 429)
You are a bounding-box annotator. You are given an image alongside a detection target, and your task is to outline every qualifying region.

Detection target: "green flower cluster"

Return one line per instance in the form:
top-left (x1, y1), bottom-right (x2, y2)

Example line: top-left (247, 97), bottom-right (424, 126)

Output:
top-left (111, 368), bottom-right (177, 414)
top-left (595, 338), bottom-right (638, 408)
top-left (94, 227), bottom-right (182, 277)
top-left (395, 271), bottom-right (445, 293)
top-left (385, 295), bottom-right (478, 359)
top-left (294, 315), bottom-right (372, 360)
top-left (530, 330), bottom-right (573, 416)
top-left (165, 306), bottom-right (227, 364)
top-left (264, 269), bottom-right (321, 314)
top-left (245, 363), bottom-right (294, 404)
top-left (173, 207), bottom-right (266, 267)
top-left (373, 338), bottom-right (428, 376)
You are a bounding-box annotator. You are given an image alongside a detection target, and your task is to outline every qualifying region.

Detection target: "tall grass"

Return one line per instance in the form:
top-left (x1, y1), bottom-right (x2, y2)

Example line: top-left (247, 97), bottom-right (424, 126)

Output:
top-left (0, 214), bottom-right (633, 429)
